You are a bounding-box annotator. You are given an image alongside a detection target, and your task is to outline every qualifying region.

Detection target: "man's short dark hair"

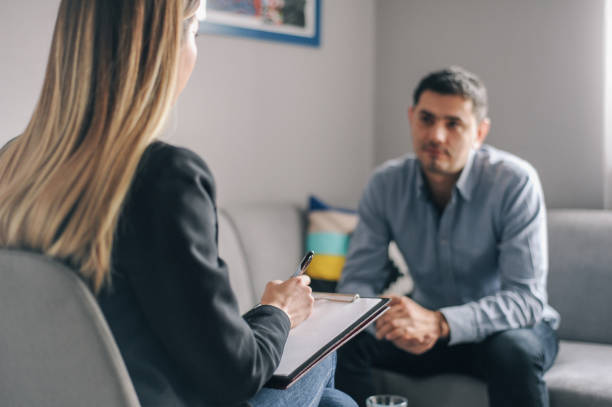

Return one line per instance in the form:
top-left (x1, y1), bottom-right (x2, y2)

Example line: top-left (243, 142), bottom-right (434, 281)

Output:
top-left (413, 66), bottom-right (488, 122)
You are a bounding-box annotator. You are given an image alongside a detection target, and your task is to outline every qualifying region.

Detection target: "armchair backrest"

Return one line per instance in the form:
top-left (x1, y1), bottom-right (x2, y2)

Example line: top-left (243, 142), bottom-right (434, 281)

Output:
top-left (219, 204), bottom-right (306, 314)
top-left (0, 249), bottom-right (140, 407)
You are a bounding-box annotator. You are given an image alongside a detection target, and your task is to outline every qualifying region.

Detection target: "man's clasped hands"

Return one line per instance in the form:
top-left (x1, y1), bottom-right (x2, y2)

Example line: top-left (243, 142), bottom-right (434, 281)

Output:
top-left (375, 295), bottom-right (450, 354)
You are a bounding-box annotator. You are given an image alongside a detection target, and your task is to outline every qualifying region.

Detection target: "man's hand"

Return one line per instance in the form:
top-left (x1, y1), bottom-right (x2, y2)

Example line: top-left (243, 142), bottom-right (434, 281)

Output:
top-left (375, 295), bottom-right (450, 354)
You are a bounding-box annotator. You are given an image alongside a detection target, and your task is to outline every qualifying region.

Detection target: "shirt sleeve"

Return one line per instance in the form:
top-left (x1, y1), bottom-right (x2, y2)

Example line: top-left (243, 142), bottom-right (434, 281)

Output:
top-left (440, 167), bottom-right (548, 345)
top-left (118, 146), bottom-right (291, 405)
top-left (337, 171), bottom-right (395, 297)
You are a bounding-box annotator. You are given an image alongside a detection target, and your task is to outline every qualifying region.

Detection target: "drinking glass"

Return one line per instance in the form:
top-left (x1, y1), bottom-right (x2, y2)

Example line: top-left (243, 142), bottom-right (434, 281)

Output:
top-left (365, 394), bottom-right (408, 407)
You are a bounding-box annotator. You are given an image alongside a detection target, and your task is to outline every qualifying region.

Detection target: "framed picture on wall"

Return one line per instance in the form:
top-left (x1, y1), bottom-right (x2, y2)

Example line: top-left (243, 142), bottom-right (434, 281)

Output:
top-left (198, 0), bottom-right (321, 47)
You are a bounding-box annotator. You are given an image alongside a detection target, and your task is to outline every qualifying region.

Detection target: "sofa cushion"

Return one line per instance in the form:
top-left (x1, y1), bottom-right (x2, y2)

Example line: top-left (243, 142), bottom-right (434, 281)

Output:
top-left (547, 210), bottom-right (612, 344)
top-left (372, 369), bottom-right (488, 407)
top-left (373, 340), bottom-right (612, 407)
top-left (220, 203), bottom-right (306, 302)
top-left (218, 209), bottom-right (255, 314)
top-left (547, 340), bottom-right (612, 407)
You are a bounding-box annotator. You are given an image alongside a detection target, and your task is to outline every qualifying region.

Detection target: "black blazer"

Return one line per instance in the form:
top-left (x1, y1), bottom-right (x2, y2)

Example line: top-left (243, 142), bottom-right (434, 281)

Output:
top-left (98, 142), bottom-right (290, 407)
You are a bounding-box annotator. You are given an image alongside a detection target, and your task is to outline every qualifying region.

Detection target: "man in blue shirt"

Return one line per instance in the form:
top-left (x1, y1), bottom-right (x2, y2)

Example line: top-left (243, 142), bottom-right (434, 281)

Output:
top-left (335, 67), bottom-right (560, 407)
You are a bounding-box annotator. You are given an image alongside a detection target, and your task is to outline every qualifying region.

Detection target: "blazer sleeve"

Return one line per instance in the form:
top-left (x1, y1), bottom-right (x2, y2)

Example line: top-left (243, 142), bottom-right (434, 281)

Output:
top-left (116, 145), bottom-right (290, 405)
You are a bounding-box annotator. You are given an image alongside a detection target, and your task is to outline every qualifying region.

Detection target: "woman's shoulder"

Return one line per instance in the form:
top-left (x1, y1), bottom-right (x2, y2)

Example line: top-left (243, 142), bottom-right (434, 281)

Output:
top-left (130, 141), bottom-right (217, 202)
top-left (140, 141), bottom-right (212, 178)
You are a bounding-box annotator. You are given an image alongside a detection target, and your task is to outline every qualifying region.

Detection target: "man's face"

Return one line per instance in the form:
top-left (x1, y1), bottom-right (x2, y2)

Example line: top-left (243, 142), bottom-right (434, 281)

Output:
top-left (409, 90), bottom-right (489, 178)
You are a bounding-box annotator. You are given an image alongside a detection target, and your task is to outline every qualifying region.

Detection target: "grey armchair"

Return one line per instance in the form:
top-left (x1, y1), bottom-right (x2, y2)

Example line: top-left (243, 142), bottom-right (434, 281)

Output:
top-left (0, 249), bottom-right (140, 407)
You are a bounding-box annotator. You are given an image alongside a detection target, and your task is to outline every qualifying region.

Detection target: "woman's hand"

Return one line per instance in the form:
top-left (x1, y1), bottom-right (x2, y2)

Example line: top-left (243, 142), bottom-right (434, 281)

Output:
top-left (260, 275), bottom-right (314, 328)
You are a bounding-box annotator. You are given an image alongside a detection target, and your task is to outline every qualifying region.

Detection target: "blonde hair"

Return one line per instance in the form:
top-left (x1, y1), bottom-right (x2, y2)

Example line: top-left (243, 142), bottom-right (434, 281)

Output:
top-left (0, 0), bottom-right (200, 292)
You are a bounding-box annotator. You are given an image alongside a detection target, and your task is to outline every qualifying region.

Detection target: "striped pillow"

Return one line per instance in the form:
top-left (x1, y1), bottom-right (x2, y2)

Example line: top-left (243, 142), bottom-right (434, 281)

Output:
top-left (305, 196), bottom-right (358, 281)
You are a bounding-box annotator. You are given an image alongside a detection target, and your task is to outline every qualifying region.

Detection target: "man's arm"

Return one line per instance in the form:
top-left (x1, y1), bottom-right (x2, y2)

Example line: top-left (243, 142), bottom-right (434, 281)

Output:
top-left (337, 171), bottom-right (394, 297)
top-left (441, 167), bottom-right (548, 345)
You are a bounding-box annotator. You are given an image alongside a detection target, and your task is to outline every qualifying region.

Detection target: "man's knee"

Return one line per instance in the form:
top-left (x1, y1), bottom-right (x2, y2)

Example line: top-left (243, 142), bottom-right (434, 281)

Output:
top-left (482, 328), bottom-right (547, 378)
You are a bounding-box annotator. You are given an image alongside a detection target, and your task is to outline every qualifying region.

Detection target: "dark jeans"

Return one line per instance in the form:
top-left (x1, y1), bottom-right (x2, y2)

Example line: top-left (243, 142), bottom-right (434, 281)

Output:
top-left (250, 353), bottom-right (357, 407)
top-left (336, 322), bottom-right (559, 407)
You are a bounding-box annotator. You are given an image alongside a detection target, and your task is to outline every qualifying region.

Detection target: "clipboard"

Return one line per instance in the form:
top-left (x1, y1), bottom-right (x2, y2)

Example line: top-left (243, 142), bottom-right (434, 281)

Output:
top-left (266, 296), bottom-right (389, 389)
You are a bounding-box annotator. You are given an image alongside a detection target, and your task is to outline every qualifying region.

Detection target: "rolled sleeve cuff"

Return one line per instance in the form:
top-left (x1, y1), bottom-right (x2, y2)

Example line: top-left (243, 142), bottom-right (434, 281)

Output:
top-left (244, 304), bottom-right (292, 334)
top-left (440, 304), bottom-right (479, 346)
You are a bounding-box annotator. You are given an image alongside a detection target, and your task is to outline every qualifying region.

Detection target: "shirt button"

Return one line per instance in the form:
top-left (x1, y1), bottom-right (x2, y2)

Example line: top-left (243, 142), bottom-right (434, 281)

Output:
top-left (440, 238), bottom-right (448, 244)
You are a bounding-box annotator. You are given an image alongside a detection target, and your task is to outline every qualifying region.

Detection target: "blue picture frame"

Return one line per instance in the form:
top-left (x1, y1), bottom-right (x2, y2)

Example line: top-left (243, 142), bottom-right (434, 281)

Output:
top-left (198, 0), bottom-right (321, 47)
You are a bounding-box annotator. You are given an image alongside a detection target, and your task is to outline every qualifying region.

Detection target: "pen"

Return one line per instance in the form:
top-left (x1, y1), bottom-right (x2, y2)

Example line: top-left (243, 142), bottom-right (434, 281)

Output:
top-left (313, 292), bottom-right (360, 303)
top-left (251, 251), bottom-right (315, 311)
top-left (291, 250), bottom-right (314, 278)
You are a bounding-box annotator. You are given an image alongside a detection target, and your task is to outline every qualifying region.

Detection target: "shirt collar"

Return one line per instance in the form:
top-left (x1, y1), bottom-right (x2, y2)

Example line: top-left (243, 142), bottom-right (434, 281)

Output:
top-left (416, 162), bottom-right (428, 200)
top-left (455, 148), bottom-right (477, 201)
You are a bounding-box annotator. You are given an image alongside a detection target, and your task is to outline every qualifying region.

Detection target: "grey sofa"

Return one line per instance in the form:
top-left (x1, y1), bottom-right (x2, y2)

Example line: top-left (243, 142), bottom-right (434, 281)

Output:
top-left (3, 208), bottom-right (610, 406)
top-left (218, 206), bottom-right (612, 407)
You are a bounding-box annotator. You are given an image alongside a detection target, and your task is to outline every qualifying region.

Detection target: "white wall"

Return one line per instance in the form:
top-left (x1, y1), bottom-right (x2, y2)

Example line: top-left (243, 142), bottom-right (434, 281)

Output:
top-left (170, 0), bottom-right (375, 206)
top-left (0, 0), bottom-right (375, 208)
top-left (375, 0), bottom-right (606, 209)
top-left (0, 1), bottom-right (58, 144)
top-left (2, 1), bottom-right (608, 209)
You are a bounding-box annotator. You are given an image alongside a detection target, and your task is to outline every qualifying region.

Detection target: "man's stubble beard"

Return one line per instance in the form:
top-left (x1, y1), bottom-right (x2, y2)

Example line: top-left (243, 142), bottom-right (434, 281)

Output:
top-left (425, 157), bottom-right (451, 176)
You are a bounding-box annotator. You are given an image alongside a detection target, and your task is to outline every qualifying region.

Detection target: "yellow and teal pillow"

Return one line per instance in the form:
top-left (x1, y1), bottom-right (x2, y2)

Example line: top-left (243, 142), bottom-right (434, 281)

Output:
top-left (305, 196), bottom-right (358, 282)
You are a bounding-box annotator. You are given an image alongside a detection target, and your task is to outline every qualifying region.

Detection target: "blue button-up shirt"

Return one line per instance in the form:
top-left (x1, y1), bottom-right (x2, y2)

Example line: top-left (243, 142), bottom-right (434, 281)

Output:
top-left (337, 145), bottom-right (560, 345)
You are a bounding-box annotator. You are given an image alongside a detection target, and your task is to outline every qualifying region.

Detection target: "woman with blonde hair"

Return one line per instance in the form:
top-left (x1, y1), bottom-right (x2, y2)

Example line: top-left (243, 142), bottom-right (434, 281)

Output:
top-left (0, 1), bottom-right (356, 406)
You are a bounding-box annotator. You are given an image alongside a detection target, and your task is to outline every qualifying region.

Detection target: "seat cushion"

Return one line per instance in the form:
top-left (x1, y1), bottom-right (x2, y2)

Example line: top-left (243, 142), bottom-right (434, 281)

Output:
top-left (373, 369), bottom-right (488, 407)
top-left (372, 340), bottom-right (612, 407)
top-left (547, 340), bottom-right (612, 407)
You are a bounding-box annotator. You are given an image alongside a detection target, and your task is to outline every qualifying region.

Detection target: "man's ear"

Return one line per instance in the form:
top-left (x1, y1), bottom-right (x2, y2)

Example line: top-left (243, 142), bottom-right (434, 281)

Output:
top-left (474, 118), bottom-right (491, 149)
top-left (408, 106), bottom-right (415, 124)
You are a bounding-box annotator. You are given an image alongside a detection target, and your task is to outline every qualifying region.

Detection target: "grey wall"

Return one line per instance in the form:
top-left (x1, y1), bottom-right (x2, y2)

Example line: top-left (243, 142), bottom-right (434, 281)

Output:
top-left (375, 0), bottom-right (606, 209)
top-left (0, 1), bottom-right (57, 145)
top-left (0, 0), bottom-right (375, 208)
top-left (168, 0), bottom-right (375, 206)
